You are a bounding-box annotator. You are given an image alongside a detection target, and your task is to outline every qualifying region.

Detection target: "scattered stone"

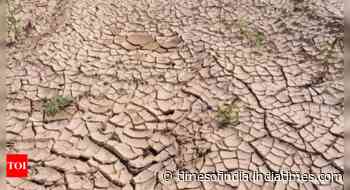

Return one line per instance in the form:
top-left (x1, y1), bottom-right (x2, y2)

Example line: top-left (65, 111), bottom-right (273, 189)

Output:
top-left (157, 35), bottom-right (182, 49)
top-left (127, 33), bottom-right (154, 46)
top-left (142, 42), bottom-right (160, 51)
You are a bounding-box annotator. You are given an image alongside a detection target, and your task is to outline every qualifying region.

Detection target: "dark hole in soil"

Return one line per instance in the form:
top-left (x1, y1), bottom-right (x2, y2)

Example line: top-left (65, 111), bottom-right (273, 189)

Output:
top-left (144, 146), bottom-right (158, 156)
top-left (163, 109), bottom-right (175, 115)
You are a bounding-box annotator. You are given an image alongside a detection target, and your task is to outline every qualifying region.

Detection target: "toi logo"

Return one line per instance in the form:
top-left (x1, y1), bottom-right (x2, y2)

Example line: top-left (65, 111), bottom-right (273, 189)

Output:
top-left (6, 154), bottom-right (28, 177)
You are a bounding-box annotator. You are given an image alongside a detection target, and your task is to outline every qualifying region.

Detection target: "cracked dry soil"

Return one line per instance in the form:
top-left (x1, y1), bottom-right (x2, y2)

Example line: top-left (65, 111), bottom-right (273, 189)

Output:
top-left (6, 0), bottom-right (344, 189)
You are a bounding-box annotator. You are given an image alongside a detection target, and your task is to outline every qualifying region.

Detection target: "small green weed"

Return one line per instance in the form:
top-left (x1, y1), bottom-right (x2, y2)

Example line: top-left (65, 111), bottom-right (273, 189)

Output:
top-left (238, 18), bottom-right (249, 37)
top-left (319, 39), bottom-right (341, 65)
top-left (216, 103), bottom-right (240, 127)
top-left (237, 18), bottom-right (265, 48)
top-left (6, 0), bottom-right (23, 42)
top-left (254, 31), bottom-right (265, 48)
top-left (43, 96), bottom-right (73, 116)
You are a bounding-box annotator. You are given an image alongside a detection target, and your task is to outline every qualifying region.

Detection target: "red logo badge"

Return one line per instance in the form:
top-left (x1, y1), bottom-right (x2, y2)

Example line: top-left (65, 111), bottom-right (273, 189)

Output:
top-left (6, 154), bottom-right (28, 177)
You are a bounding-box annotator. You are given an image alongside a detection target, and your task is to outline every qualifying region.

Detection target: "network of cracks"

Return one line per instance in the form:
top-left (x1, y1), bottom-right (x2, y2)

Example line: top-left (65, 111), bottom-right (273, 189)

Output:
top-left (6, 0), bottom-right (344, 189)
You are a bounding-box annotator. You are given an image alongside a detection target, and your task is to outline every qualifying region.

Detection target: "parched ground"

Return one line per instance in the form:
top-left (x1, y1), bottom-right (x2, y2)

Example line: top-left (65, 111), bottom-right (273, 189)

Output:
top-left (6, 0), bottom-right (344, 189)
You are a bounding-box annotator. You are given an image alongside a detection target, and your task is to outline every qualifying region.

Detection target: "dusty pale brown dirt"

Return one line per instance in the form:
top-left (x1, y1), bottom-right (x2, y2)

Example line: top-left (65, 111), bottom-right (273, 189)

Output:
top-left (6, 0), bottom-right (344, 189)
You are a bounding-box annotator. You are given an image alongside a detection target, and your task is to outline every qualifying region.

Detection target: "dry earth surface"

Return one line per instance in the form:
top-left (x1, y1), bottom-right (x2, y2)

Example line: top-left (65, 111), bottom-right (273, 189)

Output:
top-left (6, 0), bottom-right (344, 189)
